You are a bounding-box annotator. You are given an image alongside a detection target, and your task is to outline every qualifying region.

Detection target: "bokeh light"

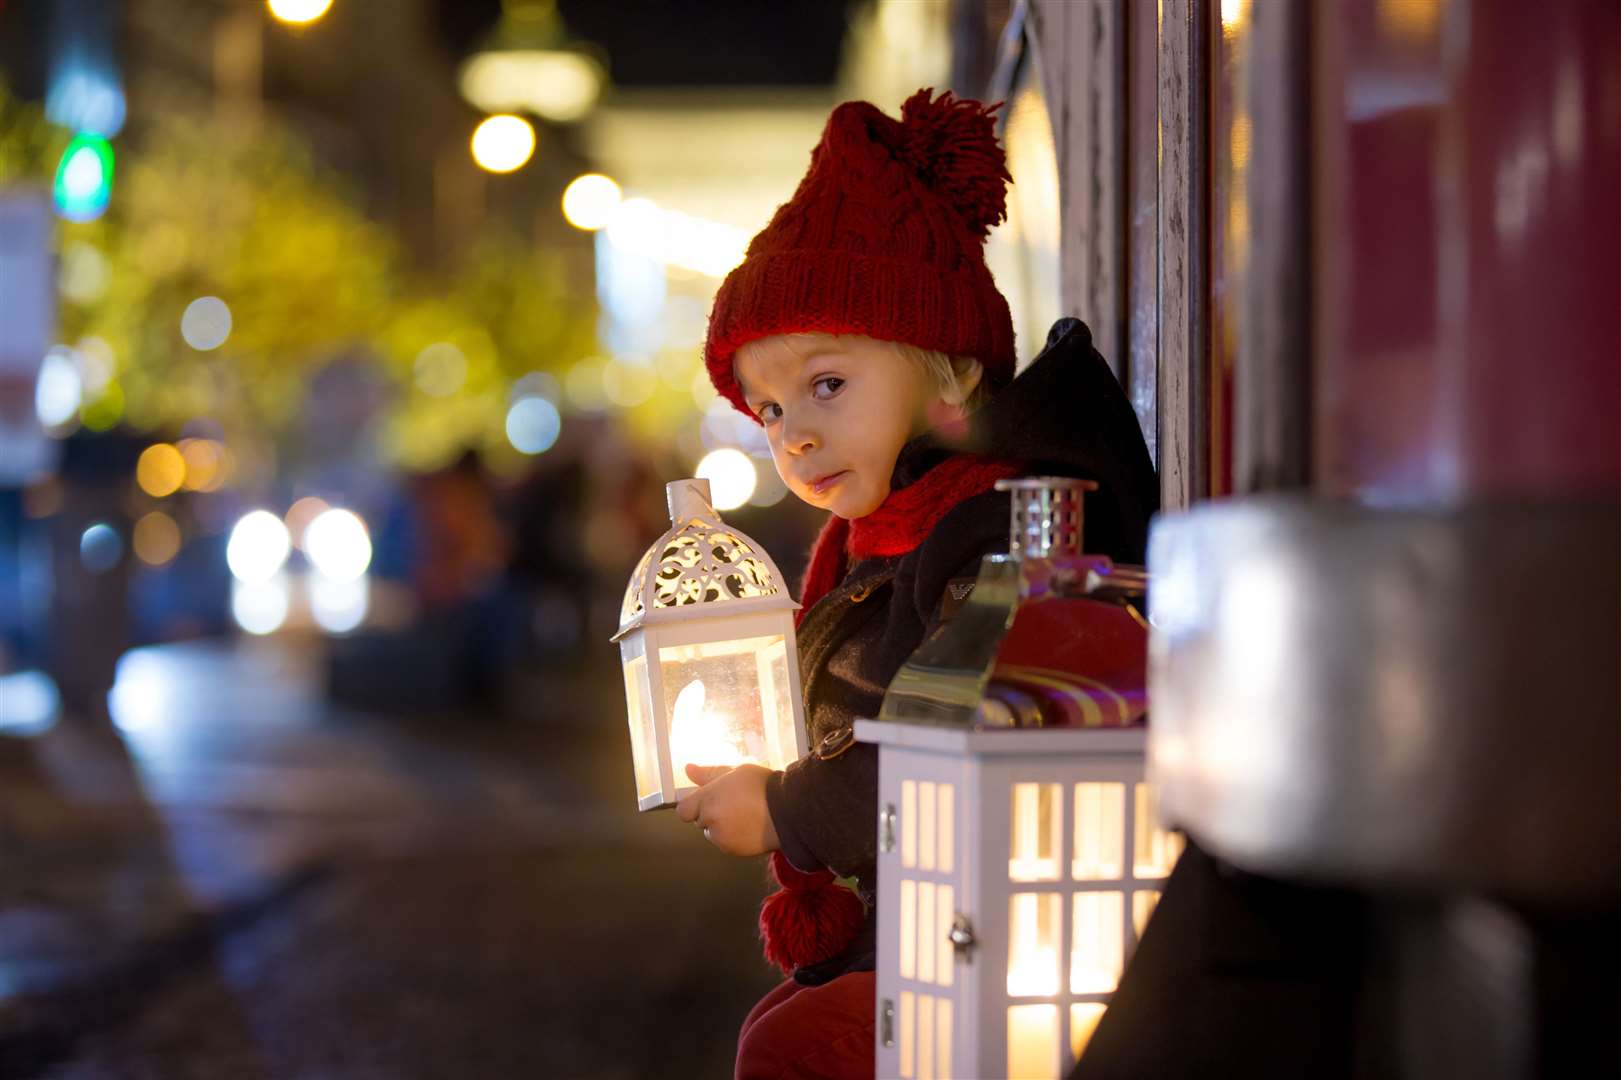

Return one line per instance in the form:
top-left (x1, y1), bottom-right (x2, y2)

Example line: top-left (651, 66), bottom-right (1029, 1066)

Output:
top-left (601, 360), bottom-right (656, 408)
top-left (178, 438), bottom-right (228, 492)
top-left (181, 296), bottom-right (232, 351)
top-left (310, 574), bottom-right (369, 635)
top-left (696, 448), bottom-right (758, 511)
top-left (561, 173), bottom-right (622, 230)
top-left (267, 0), bottom-right (334, 25)
top-left (35, 348), bottom-right (83, 429)
top-left (79, 522), bottom-right (123, 573)
top-left (80, 381), bottom-right (124, 431)
top-left (227, 510), bottom-right (291, 584)
top-left (285, 496), bottom-right (331, 550)
top-left (748, 459), bottom-right (790, 507)
top-left (136, 443), bottom-right (186, 497)
top-left (506, 396), bottom-right (562, 455)
top-left (133, 511), bottom-right (182, 566)
top-left (0, 670), bottom-right (61, 737)
top-left (414, 342), bottom-right (468, 397)
top-left (305, 508), bottom-right (372, 582)
top-left (53, 133), bottom-right (114, 222)
top-left (471, 114), bottom-right (536, 173)
top-left (59, 241), bottom-right (111, 303)
top-left (232, 576), bottom-right (290, 635)
top-left (564, 357), bottom-right (610, 412)
top-left (509, 371), bottom-right (560, 404)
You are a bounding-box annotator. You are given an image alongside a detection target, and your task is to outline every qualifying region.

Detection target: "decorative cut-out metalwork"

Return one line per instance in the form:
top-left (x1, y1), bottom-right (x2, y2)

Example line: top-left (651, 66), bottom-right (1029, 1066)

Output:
top-left (621, 520), bottom-right (779, 626)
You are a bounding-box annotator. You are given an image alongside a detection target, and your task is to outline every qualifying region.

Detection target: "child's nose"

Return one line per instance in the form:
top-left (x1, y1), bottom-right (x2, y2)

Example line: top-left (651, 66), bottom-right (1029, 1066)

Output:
top-left (780, 415), bottom-right (820, 455)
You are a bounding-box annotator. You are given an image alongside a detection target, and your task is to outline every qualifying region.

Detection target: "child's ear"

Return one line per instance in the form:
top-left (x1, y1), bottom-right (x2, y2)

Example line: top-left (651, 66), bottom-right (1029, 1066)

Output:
top-left (941, 356), bottom-right (984, 407)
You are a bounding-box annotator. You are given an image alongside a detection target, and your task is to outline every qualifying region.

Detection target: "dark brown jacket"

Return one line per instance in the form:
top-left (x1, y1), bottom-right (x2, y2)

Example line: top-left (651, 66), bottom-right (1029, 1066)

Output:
top-left (764, 318), bottom-right (1160, 983)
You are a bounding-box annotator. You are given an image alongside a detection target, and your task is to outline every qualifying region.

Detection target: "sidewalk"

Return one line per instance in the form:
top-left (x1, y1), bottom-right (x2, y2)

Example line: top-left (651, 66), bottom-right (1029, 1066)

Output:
top-left (1, 639), bottom-right (780, 1078)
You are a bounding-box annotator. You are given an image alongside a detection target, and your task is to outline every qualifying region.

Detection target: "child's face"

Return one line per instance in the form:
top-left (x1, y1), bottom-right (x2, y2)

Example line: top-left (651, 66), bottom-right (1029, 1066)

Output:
top-left (735, 334), bottom-right (954, 519)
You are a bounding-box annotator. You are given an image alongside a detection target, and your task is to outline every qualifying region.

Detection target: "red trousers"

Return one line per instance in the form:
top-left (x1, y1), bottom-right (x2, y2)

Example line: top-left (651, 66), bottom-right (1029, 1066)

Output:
top-left (735, 971), bottom-right (876, 1079)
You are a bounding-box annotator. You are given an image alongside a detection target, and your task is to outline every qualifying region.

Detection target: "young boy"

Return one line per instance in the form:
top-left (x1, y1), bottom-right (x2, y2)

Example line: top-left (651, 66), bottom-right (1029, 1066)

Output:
top-left (676, 89), bottom-right (1158, 1078)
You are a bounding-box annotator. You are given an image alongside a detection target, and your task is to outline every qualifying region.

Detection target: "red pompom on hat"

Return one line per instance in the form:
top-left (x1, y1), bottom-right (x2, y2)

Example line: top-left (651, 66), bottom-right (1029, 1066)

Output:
top-left (706, 88), bottom-right (1016, 419)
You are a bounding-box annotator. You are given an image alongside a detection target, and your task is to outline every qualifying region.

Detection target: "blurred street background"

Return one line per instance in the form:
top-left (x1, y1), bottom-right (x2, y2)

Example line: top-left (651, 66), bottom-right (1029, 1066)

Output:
top-left (0, 1), bottom-right (1021, 1075)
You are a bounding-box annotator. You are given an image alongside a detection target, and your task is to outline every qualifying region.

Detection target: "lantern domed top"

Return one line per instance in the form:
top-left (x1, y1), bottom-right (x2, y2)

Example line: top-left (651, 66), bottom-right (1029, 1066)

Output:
top-left (615, 479), bottom-right (798, 636)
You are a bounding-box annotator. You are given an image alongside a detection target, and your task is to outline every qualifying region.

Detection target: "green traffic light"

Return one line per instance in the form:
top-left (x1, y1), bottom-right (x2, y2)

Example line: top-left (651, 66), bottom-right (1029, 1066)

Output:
top-left (54, 133), bottom-right (116, 222)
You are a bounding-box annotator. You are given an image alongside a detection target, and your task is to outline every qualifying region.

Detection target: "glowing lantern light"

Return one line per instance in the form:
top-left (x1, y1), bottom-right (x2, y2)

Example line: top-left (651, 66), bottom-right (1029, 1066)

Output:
top-left (612, 478), bottom-right (807, 811)
top-left (861, 478), bottom-right (1182, 1079)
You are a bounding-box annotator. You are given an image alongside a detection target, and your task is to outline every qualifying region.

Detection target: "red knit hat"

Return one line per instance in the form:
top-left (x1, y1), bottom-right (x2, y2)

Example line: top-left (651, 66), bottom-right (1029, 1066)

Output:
top-left (705, 88), bottom-right (1016, 419)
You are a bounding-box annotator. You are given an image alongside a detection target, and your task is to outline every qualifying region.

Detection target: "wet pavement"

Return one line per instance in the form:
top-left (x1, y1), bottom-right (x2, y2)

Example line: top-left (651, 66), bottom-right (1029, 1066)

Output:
top-left (1, 638), bottom-right (780, 1079)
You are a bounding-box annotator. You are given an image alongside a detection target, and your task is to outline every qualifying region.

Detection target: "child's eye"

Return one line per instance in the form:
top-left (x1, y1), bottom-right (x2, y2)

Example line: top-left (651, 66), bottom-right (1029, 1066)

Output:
top-left (811, 377), bottom-right (845, 400)
top-left (756, 402), bottom-right (782, 423)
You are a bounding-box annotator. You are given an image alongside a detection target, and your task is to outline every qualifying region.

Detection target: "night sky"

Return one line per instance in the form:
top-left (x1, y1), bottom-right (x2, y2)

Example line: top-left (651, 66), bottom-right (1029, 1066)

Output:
top-left (435, 0), bottom-right (852, 87)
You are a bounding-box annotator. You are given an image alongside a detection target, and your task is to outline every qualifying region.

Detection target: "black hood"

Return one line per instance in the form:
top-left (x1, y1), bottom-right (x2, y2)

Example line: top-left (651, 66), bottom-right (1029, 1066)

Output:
top-left (890, 318), bottom-right (1160, 563)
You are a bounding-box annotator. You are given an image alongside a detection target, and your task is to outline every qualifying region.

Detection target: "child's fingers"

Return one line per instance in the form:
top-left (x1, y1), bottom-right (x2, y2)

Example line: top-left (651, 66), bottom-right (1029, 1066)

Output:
top-left (675, 788), bottom-right (702, 823)
top-left (685, 763), bottom-right (734, 787)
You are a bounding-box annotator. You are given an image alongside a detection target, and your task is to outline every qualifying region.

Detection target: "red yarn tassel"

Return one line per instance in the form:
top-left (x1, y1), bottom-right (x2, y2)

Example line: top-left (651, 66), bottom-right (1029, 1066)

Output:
top-left (759, 851), bottom-right (866, 975)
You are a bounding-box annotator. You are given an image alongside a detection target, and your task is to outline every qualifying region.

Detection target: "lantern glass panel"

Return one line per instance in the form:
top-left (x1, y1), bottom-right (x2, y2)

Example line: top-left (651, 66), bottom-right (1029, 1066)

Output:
top-left (1008, 892), bottom-right (1062, 996)
top-left (1073, 782), bottom-right (1126, 880)
top-left (937, 783), bottom-right (955, 872)
top-left (1007, 1004), bottom-right (1060, 1080)
top-left (622, 655), bottom-right (658, 801)
top-left (900, 991), bottom-right (915, 1078)
top-left (936, 998), bottom-right (953, 1077)
top-left (657, 634), bottom-right (794, 781)
top-left (918, 994), bottom-right (935, 1079)
top-left (1133, 889), bottom-right (1162, 937)
top-left (935, 884), bottom-right (955, 988)
top-left (900, 878), bottom-right (916, 979)
top-left (1071, 1003), bottom-right (1107, 1060)
top-left (1070, 891), bottom-right (1124, 993)
top-left (918, 881), bottom-right (937, 984)
top-left (1133, 783), bottom-right (1186, 877)
top-left (1010, 782), bottom-right (1063, 881)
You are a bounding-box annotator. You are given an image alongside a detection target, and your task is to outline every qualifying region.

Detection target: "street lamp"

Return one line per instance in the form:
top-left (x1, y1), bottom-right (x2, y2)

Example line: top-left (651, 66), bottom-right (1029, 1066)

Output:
top-left (458, 0), bottom-right (606, 125)
top-left (266, 0), bottom-right (334, 27)
top-left (612, 478), bottom-right (807, 811)
top-left (471, 114), bottom-right (536, 173)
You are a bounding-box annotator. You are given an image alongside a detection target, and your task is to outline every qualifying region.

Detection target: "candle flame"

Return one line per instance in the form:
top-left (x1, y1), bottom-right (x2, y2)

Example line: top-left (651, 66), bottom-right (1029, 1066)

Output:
top-left (670, 678), bottom-right (744, 778)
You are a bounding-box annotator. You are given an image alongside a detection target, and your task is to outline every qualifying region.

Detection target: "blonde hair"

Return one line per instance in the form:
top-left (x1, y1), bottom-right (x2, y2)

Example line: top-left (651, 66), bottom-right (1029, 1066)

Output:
top-left (742, 332), bottom-right (990, 412)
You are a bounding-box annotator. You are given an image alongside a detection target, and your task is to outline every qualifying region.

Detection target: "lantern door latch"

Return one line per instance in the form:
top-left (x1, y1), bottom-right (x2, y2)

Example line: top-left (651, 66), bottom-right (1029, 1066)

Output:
top-left (949, 913), bottom-right (976, 958)
top-left (880, 998), bottom-right (895, 1047)
top-left (880, 803), bottom-right (897, 852)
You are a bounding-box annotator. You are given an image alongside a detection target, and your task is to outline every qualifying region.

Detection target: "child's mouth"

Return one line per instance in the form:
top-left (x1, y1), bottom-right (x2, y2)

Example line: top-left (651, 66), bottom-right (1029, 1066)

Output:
top-left (810, 471), bottom-right (848, 495)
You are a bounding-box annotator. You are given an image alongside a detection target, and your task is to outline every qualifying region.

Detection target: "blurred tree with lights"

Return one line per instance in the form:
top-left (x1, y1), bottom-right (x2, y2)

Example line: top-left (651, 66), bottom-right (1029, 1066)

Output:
top-left (0, 80), bottom-right (600, 486)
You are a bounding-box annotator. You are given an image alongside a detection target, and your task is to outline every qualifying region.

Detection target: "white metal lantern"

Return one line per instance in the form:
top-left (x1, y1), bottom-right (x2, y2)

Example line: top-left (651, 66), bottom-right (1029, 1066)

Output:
top-left (612, 478), bottom-right (808, 811)
top-left (856, 724), bottom-right (1183, 1080)
top-left (857, 477), bottom-right (1183, 1079)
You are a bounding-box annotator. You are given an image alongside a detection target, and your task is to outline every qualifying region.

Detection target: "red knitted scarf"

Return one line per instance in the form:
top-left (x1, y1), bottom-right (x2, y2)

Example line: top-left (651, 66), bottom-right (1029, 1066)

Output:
top-left (762, 454), bottom-right (1021, 975)
top-left (795, 455), bottom-right (1024, 626)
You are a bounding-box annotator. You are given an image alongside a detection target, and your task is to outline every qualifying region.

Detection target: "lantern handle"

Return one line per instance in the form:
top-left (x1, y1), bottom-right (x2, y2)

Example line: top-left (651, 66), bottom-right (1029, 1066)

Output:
top-left (666, 478), bottom-right (716, 524)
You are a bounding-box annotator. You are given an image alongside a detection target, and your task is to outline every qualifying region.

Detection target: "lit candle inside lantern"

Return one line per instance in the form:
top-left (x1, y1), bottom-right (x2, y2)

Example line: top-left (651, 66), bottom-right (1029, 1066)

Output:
top-left (1007, 893), bottom-right (1060, 996)
top-left (1007, 1003), bottom-right (1060, 1080)
top-left (669, 679), bottom-right (745, 781)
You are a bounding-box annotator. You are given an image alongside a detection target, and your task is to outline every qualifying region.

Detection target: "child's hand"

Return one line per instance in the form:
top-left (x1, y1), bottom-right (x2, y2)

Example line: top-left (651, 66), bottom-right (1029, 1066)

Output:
top-left (676, 763), bottom-right (780, 856)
